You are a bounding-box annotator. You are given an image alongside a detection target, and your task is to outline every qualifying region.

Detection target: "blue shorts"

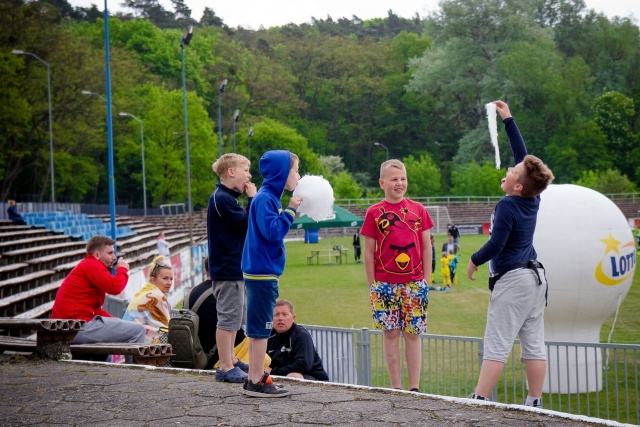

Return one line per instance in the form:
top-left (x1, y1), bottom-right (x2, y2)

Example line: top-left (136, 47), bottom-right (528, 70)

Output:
top-left (245, 279), bottom-right (279, 339)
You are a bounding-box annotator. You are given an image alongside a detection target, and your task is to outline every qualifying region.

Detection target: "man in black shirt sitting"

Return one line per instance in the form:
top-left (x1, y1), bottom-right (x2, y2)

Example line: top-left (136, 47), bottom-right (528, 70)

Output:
top-left (266, 299), bottom-right (329, 381)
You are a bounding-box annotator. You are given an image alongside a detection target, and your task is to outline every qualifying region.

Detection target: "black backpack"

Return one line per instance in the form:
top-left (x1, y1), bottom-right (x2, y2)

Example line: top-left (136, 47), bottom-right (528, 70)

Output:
top-left (168, 288), bottom-right (215, 369)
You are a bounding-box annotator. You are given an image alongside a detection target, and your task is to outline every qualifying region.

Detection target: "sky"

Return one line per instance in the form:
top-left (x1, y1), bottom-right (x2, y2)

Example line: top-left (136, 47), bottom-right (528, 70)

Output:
top-left (66, 0), bottom-right (639, 29)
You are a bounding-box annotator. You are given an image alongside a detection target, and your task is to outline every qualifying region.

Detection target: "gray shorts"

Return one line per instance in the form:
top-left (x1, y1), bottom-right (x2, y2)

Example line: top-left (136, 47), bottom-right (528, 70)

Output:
top-left (483, 268), bottom-right (547, 363)
top-left (212, 280), bottom-right (246, 331)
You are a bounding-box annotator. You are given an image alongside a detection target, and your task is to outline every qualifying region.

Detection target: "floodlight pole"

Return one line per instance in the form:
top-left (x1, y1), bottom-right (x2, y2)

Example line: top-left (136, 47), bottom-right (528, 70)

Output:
top-left (217, 79), bottom-right (227, 158)
top-left (232, 109), bottom-right (240, 153)
top-left (104, 0), bottom-right (117, 244)
top-left (181, 26), bottom-right (194, 247)
top-left (373, 141), bottom-right (389, 161)
top-left (247, 126), bottom-right (254, 160)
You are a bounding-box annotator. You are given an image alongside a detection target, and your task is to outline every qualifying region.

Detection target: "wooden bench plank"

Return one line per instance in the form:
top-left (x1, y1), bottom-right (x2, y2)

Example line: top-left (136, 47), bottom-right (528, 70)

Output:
top-left (0, 263), bottom-right (28, 280)
top-left (0, 235), bottom-right (70, 252)
top-left (14, 300), bottom-right (54, 320)
top-left (25, 248), bottom-right (86, 271)
top-left (1, 242), bottom-right (85, 264)
top-left (0, 229), bottom-right (52, 243)
top-left (0, 270), bottom-right (55, 298)
top-left (0, 317), bottom-right (84, 332)
top-left (0, 337), bottom-right (172, 365)
top-left (0, 281), bottom-right (61, 317)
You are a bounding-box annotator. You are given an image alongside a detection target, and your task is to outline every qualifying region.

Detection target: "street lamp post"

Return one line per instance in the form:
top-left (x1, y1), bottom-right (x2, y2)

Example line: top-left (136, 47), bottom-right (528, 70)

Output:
top-left (232, 109), bottom-right (240, 153)
top-left (217, 79), bottom-right (227, 158)
top-left (373, 142), bottom-right (389, 161)
top-left (81, 90), bottom-right (106, 102)
top-left (12, 50), bottom-right (55, 204)
top-left (119, 112), bottom-right (147, 216)
top-left (181, 26), bottom-right (194, 247)
top-left (247, 126), bottom-right (254, 160)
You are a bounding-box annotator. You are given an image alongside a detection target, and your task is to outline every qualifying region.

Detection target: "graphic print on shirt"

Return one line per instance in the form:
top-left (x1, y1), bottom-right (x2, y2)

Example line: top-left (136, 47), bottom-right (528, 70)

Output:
top-left (375, 205), bottom-right (423, 276)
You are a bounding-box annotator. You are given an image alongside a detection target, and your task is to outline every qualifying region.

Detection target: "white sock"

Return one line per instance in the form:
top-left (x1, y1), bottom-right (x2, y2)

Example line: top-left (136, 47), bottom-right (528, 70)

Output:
top-left (524, 395), bottom-right (542, 407)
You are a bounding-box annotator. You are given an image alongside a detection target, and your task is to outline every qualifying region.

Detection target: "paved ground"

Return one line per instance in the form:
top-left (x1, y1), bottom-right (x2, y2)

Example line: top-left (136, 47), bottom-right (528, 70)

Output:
top-left (0, 355), bottom-right (630, 427)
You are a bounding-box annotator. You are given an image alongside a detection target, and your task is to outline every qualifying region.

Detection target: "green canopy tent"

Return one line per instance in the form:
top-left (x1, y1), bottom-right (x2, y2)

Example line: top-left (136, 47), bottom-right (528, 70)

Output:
top-left (291, 205), bottom-right (364, 263)
top-left (291, 205), bottom-right (364, 230)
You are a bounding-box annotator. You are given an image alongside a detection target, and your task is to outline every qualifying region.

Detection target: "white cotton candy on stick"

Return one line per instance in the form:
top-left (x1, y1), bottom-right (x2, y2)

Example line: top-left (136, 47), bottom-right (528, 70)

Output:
top-left (485, 102), bottom-right (500, 169)
top-left (292, 175), bottom-right (335, 221)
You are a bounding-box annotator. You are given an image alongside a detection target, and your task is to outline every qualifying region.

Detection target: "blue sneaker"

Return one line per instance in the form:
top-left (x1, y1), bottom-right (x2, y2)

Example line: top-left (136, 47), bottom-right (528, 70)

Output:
top-left (234, 359), bottom-right (249, 373)
top-left (215, 366), bottom-right (248, 383)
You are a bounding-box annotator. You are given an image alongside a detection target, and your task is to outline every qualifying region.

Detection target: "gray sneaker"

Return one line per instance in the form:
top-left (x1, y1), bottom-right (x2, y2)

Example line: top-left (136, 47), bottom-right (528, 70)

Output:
top-left (245, 375), bottom-right (289, 398)
top-left (242, 372), bottom-right (284, 394)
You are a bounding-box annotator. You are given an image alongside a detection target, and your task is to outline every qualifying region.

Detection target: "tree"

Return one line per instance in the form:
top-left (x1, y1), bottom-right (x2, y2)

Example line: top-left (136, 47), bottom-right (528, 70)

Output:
top-left (575, 169), bottom-right (637, 194)
top-left (242, 118), bottom-right (322, 187)
top-left (402, 154), bottom-right (443, 197)
top-left (592, 91), bottom-right (635, 181)
top-left (116, 84), bottom-right (217, 209)
top-left (319, 155), bottom-right (345, 175)
top-left (328, 171), bottom-right (362, 199)
top-left (121, 0), bottom-right (175, 29)
top-left (200, 7), bottom-right (225, 28)
top-left (450, 162), bottom-right (505, 196)
top-left (544, 120), bottom-right (611, 183)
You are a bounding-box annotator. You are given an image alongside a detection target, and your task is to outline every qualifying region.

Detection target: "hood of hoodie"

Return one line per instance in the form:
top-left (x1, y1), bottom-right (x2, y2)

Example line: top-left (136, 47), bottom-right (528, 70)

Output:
top-left (259, 150), bottom-right (292, 197)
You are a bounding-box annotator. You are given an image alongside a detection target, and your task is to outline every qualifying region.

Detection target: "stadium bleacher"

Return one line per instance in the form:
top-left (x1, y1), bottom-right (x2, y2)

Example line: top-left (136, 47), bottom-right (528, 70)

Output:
top-left (0, 210), bottom-right (206, 321)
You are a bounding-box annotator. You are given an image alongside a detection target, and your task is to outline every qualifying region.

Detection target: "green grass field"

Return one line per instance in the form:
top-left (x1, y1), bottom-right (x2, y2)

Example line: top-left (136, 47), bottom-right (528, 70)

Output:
top-left (279, 233), bottom-right (640, 344)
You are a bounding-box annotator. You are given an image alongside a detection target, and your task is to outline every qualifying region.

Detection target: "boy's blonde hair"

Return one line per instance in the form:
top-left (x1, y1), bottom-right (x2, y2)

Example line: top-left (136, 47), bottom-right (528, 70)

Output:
top-left (212, 153), bottom-right (250, 178)
top-left (379, 159), bottom-right (405, 179)
top-left (518, 155), bottom-right (554, 198)
top-left (290, 153), bottom-right (299, 168)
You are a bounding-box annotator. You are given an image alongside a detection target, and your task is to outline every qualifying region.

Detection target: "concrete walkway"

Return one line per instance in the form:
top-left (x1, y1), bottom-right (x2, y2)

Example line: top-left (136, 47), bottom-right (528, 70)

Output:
top-left (0, 356), bottom-right (631, 427)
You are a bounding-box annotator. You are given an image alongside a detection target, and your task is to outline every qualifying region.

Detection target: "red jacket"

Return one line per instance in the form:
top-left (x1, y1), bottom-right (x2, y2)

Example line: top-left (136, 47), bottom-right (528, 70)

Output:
top-left (52, 255), bottom-right (129, 321)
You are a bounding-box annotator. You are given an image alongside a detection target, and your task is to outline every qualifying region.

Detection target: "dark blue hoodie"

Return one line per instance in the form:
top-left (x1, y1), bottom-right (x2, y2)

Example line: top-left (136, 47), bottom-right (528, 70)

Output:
top-left (242, 150), bottom-right (296, 278)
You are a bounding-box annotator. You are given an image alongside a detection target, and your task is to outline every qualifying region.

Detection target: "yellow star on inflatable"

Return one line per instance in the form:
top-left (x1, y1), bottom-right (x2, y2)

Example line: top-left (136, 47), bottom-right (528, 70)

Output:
top-left (599, 233), bottom-right (621, 255)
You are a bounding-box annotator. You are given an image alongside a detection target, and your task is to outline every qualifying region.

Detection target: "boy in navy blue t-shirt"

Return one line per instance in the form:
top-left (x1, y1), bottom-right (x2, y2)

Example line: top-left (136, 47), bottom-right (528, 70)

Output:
top-left (467, 100), bottom-right (554, 408)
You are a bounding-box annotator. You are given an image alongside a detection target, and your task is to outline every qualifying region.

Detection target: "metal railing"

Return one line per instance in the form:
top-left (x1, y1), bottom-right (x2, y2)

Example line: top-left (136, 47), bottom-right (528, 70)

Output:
top-left (336, 192), bottom-right (640, 206)
top-left (303, 325), bottom-right (639, 425)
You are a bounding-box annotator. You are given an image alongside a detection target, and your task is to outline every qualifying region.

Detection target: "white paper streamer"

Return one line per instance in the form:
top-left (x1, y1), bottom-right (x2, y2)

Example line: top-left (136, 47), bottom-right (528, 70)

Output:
top-left (485, 102), bottom-right (500, 169)
top-left (292, 175), bottom-right (334, 221)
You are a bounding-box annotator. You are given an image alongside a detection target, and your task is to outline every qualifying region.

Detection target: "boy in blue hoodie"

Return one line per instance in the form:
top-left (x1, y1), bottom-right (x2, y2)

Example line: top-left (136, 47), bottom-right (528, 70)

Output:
top-left (241, 150), bottom-right (301, 397)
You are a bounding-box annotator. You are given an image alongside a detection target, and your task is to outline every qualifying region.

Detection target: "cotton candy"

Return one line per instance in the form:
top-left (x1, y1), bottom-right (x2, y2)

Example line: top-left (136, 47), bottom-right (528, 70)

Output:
top-left (485, 102), bottom-right (500, 169)
top-left (292, 175), bottom-right (335, 221)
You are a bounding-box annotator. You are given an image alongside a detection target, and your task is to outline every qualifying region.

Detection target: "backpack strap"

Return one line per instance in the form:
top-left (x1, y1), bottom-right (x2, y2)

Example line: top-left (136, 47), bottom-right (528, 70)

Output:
top-left (193, 289), bottom-right (218, 358)
top-left (191, 287), bottom-right (213, 313)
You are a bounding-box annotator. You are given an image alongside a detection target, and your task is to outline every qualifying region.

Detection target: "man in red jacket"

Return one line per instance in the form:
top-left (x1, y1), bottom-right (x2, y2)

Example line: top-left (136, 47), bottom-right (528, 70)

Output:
top-left (52, 235), bottom-right (145, 345)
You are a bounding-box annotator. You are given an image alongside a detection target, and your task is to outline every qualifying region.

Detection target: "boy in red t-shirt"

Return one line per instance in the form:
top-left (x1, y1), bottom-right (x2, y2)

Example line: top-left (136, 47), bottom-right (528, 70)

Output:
top-left (361, 159), bottom-right (434, 392)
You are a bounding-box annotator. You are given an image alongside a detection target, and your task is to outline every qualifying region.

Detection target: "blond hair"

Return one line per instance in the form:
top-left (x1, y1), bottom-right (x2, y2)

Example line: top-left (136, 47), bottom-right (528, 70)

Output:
top-left (149, 255), bottom-right (171, 278)
top-left (379, 159), bottom-right (405, 179)
top-left (212, 153), bottom-right (250, 178)
top-left (290, 152), bottom-right (299, 168)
